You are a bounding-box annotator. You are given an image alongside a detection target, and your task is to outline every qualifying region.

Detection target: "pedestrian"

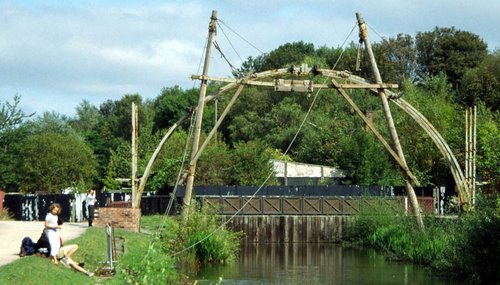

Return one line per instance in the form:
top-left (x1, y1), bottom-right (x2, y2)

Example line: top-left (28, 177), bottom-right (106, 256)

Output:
top-left (86, 189), bottom-right (97, 227)
top-left (44, 203), bottom-right (61, 264)
top-left (57, 242), bottom-right (94, 277)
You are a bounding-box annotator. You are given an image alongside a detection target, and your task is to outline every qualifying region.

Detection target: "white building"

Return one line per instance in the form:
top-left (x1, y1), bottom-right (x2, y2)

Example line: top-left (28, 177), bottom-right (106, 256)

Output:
top-left (271, 159), bottom-right (347, 186)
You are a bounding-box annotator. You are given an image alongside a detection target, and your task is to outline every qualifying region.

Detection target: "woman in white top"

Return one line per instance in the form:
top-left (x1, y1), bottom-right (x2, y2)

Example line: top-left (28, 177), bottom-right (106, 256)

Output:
top-left (86, 189), bottom-right (96, 227)
top-left (44, 203), bottom-right (61, 264)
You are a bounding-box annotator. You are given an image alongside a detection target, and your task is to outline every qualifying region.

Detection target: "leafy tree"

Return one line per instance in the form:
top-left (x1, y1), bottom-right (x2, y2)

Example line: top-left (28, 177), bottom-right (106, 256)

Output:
top-left (230, 140), bottom-right (277, 185)
top-left (0, 95), bottom-right (34, 191)
top-left (71, 100), bottom-right (101, 133)
top-left (476, 106), bottom-right (500, 191)
top-left (147, 130), bottom-right (190, 191)
top-left (459, 51), bottom-right (500, 110)
top-left (153, 86), bottom-right (199, 131)
top-left (17, 132), bottom-right (97, 193)
top-left (0, 95), bottom-right (34, 133)
top-left (102, 138), bottom-right (131, 190)
top-left (395, 76), bottom-right (462, 186)
top-left (371, 33), bottom-right (417, 84)
top-left (261, 41), bottom-right (315, 70)
top-left (416, 27), bottom-right (488, 87)
top-left (196, 140), bottom-right (233, 185)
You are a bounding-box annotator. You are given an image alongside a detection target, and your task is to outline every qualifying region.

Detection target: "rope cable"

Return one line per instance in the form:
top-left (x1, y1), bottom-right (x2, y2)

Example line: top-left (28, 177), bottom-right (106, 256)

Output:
top-left (218, 19), bottom-right (265, 55)
top-left (193, 38), bottom-right (208, 89)
top-left (217, 21), bottom-right (244, 64)
top-left (213, 40), bottom-right (238, 73)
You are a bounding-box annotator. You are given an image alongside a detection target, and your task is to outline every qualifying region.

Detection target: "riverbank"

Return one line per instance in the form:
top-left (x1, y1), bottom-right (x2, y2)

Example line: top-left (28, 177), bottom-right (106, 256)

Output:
top-left (346, 196), bottom-right (499, 284)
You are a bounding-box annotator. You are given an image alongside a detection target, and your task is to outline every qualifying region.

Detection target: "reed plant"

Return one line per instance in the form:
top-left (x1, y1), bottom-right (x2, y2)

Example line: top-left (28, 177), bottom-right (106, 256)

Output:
top-left (346, 195), bottom-right (499, 283)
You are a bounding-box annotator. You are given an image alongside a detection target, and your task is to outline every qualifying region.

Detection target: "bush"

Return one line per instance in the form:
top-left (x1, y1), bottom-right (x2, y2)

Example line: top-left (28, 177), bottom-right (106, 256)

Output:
top-left (182, 202), bottom-right (242, 264)
top-left (346, 195), bottom-right (500, 283)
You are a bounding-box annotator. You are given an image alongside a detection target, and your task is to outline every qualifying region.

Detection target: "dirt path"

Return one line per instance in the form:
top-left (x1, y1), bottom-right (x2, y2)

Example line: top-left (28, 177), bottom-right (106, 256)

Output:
top-left (0, 221), bottom-right (88, 267)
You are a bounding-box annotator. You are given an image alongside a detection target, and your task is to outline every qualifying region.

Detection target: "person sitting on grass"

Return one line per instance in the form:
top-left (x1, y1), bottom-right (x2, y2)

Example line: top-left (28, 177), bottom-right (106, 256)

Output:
top-left (57, 243), bottom-right (94, 277)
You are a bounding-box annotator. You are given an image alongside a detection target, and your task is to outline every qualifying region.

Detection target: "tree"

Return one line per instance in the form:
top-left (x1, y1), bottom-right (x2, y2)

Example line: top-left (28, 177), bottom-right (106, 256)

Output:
top-left (153, 86), bottom-right (199, 131)
top-left (17, 132), bottom-right (98, 193)
top-left (459, 51), bottom-right (500, 110)
top-left (230, 140), bottom-right (277, 185)
top-left (371, 33), bottom-right (417, 84)
top-left (476, 107), bottom-right (500, 192)
top-left (0, 95), bottom-right (34, 133)
top-left (0, 95), bottom-right (34, 191)
top-left (71, 100), bottom-right (101, 133)
top-left (416, 27), bottom-right (488, 87)
top-left (196, 141), bottom-right (233, 185)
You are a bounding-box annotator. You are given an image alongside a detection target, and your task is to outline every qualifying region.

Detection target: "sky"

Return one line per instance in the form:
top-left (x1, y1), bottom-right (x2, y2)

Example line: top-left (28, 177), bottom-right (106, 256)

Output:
top-left (1, 0), bottom-right (499, 117)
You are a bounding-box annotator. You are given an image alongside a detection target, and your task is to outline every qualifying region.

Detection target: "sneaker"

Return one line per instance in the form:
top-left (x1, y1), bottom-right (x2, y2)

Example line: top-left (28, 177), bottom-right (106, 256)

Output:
top-left (61, 257), bottom-right (70, 268)
top-left (86, 271), bottom-right (94, 277)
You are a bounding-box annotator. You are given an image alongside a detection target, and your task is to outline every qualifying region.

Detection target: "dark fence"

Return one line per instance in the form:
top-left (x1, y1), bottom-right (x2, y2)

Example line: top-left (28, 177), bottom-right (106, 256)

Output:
top-left (2, 185), bottom-right (443, 220)
top-left (3, 192), bottom-right (127, 222)
top-left (174, 185), bottom-right (436, 197)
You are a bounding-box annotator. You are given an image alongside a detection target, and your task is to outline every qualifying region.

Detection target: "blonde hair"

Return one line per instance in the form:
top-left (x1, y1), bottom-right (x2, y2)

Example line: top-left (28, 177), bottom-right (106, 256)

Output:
top-left (49, 203), bottom-right (61, 214)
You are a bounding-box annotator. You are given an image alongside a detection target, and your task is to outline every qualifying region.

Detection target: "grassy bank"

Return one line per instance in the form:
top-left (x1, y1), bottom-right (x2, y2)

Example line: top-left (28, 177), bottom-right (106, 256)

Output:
top-left (346, 196), bottom-right (500, 284)
top-left (0, 208), bottom-right (241, 285)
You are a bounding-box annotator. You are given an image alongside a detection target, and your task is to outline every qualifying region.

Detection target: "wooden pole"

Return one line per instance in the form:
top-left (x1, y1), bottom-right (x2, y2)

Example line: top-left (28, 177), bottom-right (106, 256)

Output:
top-left (182, 10), bottom-right (218, 220)
top-left (356, 12), bottom-right (424, 230)
top-left (472, 105), bottom-right (477, 206)
top-left (131, 103), bottom-right (139, 208)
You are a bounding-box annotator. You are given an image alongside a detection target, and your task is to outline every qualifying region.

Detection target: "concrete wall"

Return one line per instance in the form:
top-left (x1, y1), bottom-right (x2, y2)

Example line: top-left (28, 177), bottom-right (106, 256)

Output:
top-left (224, 215), bottom-right (354, 243)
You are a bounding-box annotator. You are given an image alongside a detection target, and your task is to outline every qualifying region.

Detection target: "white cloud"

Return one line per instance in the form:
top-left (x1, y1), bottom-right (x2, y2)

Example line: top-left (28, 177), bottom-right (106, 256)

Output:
top-left (1, 0), bottom-right (499, 117)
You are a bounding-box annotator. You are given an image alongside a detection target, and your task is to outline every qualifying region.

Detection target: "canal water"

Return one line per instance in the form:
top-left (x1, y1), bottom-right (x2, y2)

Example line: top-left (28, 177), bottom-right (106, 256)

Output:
top-left (194, 243), bottom-right (455, 284)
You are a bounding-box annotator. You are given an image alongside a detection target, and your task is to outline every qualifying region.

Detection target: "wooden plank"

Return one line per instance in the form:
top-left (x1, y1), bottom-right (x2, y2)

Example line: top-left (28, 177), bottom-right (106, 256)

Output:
top-left (303, 198), bottom-right (322, 214)
top-left (283, 197), bottom-right (302, 215)
top-left (242, 197), bottom-right (261, 214)
top-left (263, 197), bottom-right (281, 214)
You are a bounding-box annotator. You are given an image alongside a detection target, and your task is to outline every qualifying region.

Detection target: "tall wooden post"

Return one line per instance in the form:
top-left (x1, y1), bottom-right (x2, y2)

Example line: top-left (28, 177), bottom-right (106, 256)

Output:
top-left (182, 10), bottom-right (218, 219)
top-left (131, 102), bottom-right (139, 208)
top-left (465, 106), bottom-right (476, 206)
top-left (356, 13), bottom-right (424, 230)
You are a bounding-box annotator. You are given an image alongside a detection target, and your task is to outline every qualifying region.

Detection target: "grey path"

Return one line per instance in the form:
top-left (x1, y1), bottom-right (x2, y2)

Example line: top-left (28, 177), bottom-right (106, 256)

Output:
top-left (0, 221), bottom-right (88, 267)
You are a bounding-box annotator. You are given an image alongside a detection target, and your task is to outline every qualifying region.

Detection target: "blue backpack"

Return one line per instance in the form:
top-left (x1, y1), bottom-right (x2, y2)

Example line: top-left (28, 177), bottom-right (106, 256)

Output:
top-left (19, 237), bottom-right (35, 257)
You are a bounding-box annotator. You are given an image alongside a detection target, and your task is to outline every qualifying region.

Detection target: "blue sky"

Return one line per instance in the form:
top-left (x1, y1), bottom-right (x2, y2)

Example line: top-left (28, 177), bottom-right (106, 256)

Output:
top-left (1, 0), bottom-right (499, 117)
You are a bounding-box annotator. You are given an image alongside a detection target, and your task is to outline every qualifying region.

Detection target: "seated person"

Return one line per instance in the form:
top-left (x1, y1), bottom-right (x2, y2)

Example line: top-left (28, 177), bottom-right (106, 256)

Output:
top-left (57, 243), bottom-right (94, 277)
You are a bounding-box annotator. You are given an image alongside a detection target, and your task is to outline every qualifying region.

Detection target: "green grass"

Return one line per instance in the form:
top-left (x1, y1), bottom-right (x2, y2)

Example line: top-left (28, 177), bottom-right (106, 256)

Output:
top-left (346, 195), bottom-right (500, 283)
top-left (0, 212), bottom-right (241, 285)
top-left (0, 223), bottom-right (171, 285)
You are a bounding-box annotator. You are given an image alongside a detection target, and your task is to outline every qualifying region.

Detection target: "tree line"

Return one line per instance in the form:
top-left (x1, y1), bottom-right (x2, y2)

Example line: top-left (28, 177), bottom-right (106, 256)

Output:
top-left (1, 26), bottom-right (498, 194)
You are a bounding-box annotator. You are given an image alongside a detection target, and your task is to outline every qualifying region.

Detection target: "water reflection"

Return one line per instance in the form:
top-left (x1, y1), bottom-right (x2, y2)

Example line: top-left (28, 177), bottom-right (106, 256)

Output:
top-left (195, 243), bottom-right (453, 285)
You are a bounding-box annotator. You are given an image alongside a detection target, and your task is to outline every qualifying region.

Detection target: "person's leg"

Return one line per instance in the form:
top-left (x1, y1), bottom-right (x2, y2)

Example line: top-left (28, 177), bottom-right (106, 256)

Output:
top-left (63, 244), bottom-right (78, 259)
top-left (88, 205), bottom-right (94, 227)
top-left (68, 258), bottom-right (94, 277)
top-left (47, 231), bottom-right (60, 264)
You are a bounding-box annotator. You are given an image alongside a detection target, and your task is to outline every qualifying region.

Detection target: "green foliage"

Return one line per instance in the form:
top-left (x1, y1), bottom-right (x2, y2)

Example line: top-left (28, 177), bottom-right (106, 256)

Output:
top-left (197, 141), bottom-right (233, 185)
top-left (121, 236), bottom-right (178, 285)
top-left (70, 99), bottom-right (102, 133)
top-left (476, 110), bottom-right (500, 191)
top-left (459, 51), bottom-right (500, 110)
top-left (153, 86), bottom-right (199, 131)
top-left (183, 203), bottom-right (242, 264)
top-left (372, 33), bottom-right (417, 84)
top-left (416, 27), bottom-right (488, 87)
top-left (347, 196), bottom-right (500, 283)
top-left (0, 95), bottom-right (34, 133)
top-left (17, 132), bottom-right (98, 193)
top-left (231, 140), bottom-right (277, 185)
top-left (448, 195), bottom-right (500, 282)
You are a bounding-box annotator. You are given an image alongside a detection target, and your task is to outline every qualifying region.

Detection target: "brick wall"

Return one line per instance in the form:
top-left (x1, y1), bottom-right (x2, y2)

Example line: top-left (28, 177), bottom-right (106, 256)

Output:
top-left (94, 207), bottom-right (141, 232)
